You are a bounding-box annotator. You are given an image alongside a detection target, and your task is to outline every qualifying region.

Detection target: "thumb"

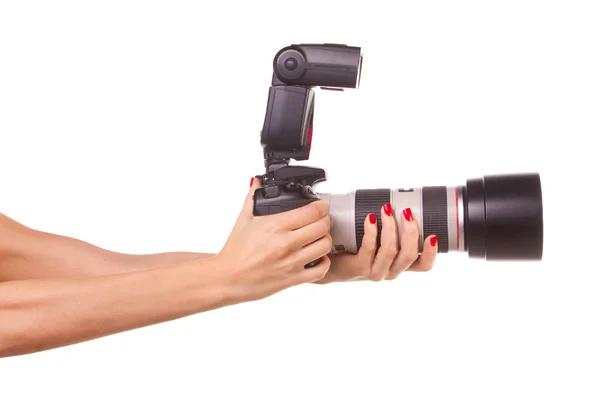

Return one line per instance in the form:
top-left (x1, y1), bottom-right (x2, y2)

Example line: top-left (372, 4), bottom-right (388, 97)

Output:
top-left (239, 176), bottom-right (262, 220)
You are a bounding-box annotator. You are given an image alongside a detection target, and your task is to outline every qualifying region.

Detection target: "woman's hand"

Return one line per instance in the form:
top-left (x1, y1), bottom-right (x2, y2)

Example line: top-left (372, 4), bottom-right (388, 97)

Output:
top-left (215, 178), bottom-right (332, 301)
top-left (315, 203), bottom-right (438, 284)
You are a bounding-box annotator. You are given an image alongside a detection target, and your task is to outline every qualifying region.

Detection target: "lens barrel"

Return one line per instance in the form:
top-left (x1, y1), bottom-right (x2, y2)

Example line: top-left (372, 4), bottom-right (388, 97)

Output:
top-left (322, 172), bottom-right (544, 262)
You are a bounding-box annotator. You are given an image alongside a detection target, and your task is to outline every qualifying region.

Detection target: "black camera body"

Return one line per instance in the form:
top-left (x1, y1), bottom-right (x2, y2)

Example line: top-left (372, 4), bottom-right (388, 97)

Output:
top-left (254, 44), bottom-right (362, 218)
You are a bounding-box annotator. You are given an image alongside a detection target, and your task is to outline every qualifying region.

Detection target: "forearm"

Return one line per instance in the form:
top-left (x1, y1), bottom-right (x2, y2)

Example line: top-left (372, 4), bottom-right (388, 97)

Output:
top-left (0, 213), bottom-right (214, 280)
top-left (0, 256), bottom-right (231, 358)
top-left (125, 251), bottom-right (215, 273)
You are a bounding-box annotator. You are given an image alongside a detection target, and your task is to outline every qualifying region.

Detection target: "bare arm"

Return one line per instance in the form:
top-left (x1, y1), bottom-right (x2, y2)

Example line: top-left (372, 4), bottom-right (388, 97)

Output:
top-left (0, 213), bottom-right (214, 281)
top-left (0, 182), bottom-right (332, 357)
top-left (0, 257), bottom-right (229, 357)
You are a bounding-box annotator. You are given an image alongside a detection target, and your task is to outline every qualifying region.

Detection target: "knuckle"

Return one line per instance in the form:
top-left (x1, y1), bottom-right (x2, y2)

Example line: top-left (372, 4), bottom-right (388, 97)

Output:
top-left (384, 244), bottom-right (399, 259)
top-left (408, 249), bottom-right (419, 263)
top-left (368, 242), bottom-right (378, 254)
top-left (266, 219), bottom-right (280, 234)
top-left (324, 234), bottom-right (333, 252)
top-left (405, 223), bottom-right (420, 235)
top-left (274, 237), bottom-right (291, 258)
top-left (319, 216), bottom-right (331, 235)
top-left (369, 269), bottom-right (385, 281)
top-left (401, 248), bottom-right (419, 264)
top-left (306, 203), bottom-right (321, 221)
top-left (384, 229), bottom-right (399, 243)
top-left (317, 200), bottom-right (330, 215)
top-left (396, 258), bottom-right (410, 269)
top-left (402, 227), bottom-right (419, 238)
top-left (397, 254), bottom-right (416, 269)
top-left (361, 241), bottom-right (376, 255)
top-left (310, 200), bottom-right (328, 217)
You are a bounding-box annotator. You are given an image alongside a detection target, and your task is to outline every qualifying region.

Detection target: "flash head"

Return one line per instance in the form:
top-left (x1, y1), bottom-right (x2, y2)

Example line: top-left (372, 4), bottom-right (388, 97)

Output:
top-left (272, 43), bottom-right (362, 89)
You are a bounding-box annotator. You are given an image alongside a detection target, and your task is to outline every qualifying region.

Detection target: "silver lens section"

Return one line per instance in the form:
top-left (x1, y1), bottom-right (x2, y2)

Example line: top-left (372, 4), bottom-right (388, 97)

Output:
top-left (444, 186), bottom-right (465, 252)
top-left (319, 192), bottom-right (357, 254)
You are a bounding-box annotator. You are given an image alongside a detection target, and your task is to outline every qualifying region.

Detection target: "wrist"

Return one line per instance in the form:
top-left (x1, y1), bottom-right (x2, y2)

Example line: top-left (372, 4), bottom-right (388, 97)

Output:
top-left (186, 254), bottom-right (244, 309)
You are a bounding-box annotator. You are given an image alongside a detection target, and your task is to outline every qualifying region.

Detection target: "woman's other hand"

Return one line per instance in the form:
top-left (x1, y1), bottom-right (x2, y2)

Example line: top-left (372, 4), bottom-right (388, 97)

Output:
top-left (316, 204), bottom-right (438, 284)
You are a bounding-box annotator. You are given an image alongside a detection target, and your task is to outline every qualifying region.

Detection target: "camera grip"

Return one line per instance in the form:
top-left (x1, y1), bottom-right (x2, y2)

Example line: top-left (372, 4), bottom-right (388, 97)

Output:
top-left (253, 187), bottom-right (323, 268)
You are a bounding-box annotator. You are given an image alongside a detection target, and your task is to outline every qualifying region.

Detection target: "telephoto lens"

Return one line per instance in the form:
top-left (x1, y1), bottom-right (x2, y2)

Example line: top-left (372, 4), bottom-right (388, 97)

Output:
top-left (319, 173), bottom-right (544, 261)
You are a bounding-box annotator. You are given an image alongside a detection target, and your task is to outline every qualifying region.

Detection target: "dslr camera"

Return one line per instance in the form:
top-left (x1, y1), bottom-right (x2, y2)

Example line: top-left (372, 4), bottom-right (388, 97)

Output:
top-left (252, 43), bottom-right (543, 267)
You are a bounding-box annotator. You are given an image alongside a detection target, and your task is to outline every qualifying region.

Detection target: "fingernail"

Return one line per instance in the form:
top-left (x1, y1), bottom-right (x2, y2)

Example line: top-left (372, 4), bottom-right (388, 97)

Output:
top-left (430, 235), bottom-right (437, 246)
top-left (403, 208), bottom-right (414, 221)
top-left (250, 177), bottom-right (255, 187)
top-left (369, 213), bottom-right (376, 224)
top-left (383, 203), bottom-right (393, 217)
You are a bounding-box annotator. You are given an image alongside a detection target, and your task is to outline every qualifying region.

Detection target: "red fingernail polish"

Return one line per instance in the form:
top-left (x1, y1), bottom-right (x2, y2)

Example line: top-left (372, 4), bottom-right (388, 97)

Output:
top-left (383, 203), bottom-right (393, 217)
top-left (430, 235), bottom-right (437, 246)
top-left (250, 177), bottom-right (255, 187)
top-left (403, 208), bottom-right (413, 221)
top-left (369, 213), bottom-right (376, 224)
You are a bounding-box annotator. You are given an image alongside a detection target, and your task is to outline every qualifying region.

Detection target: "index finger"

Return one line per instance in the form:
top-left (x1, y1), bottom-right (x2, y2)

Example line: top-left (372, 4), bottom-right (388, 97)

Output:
top-left (276, 200), bottom-right (330, 230)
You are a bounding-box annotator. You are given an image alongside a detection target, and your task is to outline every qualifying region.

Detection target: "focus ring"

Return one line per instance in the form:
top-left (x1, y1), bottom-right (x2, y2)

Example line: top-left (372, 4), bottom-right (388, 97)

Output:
top-left (422, 186), bottom-right (449, 253)
top-left (355, 189), bottom-right (390, 251)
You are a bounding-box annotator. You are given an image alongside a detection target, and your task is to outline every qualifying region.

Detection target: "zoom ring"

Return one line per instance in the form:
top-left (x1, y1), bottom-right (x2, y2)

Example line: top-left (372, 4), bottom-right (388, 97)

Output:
top-left (355, 189), bottom-right (391, 250)
top-left (422, 186), bottom-right (449, 253)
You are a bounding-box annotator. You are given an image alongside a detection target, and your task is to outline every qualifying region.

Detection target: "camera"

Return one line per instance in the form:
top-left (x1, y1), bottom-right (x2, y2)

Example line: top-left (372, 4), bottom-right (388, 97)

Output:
top-left (253, 43), bottom-right (544, 266)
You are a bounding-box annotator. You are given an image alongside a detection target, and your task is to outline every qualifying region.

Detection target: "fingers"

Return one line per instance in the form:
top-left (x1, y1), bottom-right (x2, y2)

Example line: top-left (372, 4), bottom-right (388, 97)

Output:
top-left (289, 215), bottom-right (330, 249)
top-left (275, 200), bottom-right (330, 231)
top-left (407, 235), bottom-right (438, 272)
top-left (370, 203), bottom-right (399, 281)
top-left (387, 207), bottom-right (420, 280)
top-left (299, 255), bottom-right (331, 283)
top-left (239, 177), bottom-right (261, 220)
top-left (356, 212), bottom-right (378, 268)
top-left (289, 233), bottom-right (333, 267)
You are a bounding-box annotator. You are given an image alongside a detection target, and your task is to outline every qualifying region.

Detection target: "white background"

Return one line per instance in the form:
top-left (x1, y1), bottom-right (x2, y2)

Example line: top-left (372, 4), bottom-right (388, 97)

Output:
top-left (1, 1), bottom-right (598, 399)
